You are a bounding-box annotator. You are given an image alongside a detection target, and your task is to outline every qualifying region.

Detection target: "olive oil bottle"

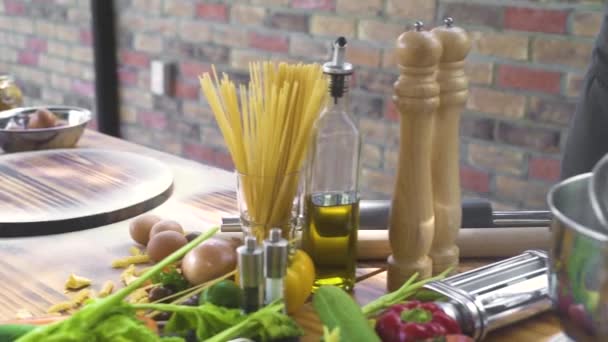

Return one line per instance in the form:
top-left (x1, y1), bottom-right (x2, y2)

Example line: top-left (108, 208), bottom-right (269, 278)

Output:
top-left (303, 37), bottom-right (361, 291)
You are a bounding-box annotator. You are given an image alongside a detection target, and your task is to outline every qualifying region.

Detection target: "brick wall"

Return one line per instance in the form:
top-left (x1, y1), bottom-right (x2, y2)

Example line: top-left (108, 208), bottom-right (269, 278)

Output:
top-left (0, 0), bottom-right (96, 126)
top-left (1, 0), bottom-right (605, 209)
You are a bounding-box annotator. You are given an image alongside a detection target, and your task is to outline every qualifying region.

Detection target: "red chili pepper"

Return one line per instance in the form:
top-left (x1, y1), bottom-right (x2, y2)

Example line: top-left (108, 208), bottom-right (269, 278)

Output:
top-left (375, 301), bottom-right (463, 342)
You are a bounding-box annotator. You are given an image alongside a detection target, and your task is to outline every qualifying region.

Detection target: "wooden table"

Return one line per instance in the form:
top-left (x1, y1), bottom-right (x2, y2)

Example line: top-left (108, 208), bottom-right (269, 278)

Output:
top-left (0, 130), bottom-right (561, 341)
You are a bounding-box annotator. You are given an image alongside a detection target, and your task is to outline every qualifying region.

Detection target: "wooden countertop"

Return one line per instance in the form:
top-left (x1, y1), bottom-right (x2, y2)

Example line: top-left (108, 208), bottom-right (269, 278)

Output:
top-left (0, 130), bottom-right (562, 341)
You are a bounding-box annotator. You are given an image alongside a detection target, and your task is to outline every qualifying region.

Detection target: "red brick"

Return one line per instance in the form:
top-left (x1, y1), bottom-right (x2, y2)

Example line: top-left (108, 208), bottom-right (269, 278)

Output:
top-left (18, 51), bottom-right (38, 66)
top-left (174, 81), bottom-right (200, 99)
top-left (196, 3), bottom-right (228, 22)
top-left (118, 68), bottom-right (138, 86)
top-left (532, 37), bottom-right (592, 69)
top-left (249, 32), bottom-right (289, 52)
top-left (291, 0), bottom-right (334, 10)
top-left (527, 97), bottom-right (574, 126)
top-left (119, 51), bottom-right (149, 68)
top-left (504, 7), bottom-right (568, 34)
top-left (442, 3), bottom-right (502, 29)
top-left (355, 69), bottom-right (396, 94)
top-left (497, 65), bottom-right (561, 94)
top-left (268, 12), bottom-right (309, 32)
top-left (214, 150), bottom-right (235, 170)
top-left (183, 142), bottom-right (215, 163)
top-left (460, 165), bottom-right (490, 193)
top-left (80, 29), bottom-right (93, 45)
top-left (179, 61), bottom-right (210, 78)
top-left (497, 122), bottom-right (560, 153)
top-left (460, 116), bottom-right (495, 141)
top-left (139, 111), bottom-right (168, 130)
top-left (529, 157), bottom-right (561, 182)
top-left (384, 100), bottom-right (399, 121)
top-left (5, 0), bottom-right (25, 15)
top-left (71, 80), bottom-right (95, 97)
top-left (26, 37), bottom-right (47, 53)
top-left (566, 73), bottom-right (584, 98)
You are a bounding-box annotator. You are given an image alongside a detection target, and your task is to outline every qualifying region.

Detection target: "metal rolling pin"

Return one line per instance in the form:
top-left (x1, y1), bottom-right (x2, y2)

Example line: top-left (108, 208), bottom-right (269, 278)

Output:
top-left (220, 198), bottom-right (552, 232)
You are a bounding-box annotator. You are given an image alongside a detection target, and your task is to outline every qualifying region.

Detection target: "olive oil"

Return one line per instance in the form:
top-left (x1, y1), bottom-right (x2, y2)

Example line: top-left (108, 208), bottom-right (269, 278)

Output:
top-left (302, 192), bottom-right (359, 291)
top-left (304, 37), bottom-right (361, 292)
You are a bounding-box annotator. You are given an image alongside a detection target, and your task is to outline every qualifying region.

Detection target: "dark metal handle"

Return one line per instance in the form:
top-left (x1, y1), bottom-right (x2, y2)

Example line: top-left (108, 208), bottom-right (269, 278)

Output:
top-left (220, 198), bottom-right (552, 232)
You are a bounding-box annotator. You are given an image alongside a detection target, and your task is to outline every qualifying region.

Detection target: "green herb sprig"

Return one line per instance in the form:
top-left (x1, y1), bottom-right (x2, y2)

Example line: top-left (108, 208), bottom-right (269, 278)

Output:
top-left (361, 268), bottom-right (452, 318)
top-left (151, 265), bottom-right (190, 293)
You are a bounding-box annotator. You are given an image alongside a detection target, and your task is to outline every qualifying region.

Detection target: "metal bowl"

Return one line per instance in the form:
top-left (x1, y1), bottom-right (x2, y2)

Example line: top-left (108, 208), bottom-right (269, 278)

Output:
top-left (590, 153), bottom-right (608, 229)
top-left (547, 173), bottom-right (608, 342)
top-left (0, 106), bottom-right (91, 153)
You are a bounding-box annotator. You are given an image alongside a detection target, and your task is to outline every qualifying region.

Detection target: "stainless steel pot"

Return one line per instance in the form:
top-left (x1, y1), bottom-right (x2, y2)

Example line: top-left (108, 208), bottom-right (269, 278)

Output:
top-left (547, 173), bottom-right (608, 341)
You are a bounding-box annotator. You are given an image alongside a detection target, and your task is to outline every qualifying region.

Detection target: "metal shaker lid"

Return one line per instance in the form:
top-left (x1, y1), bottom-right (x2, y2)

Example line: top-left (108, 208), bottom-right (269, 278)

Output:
top-left (264, 228), bottom-right (288, 278)
top-left (237, 236), bottom-right (264, 287)
top-left (323, 37), bottom-right (353, 76)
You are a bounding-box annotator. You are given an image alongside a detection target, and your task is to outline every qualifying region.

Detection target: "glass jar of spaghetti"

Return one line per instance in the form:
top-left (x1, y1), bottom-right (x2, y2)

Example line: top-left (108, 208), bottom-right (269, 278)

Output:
top-left (236, 171), bottom-right (303, 242)
top-left (0, 75), bottom-right (23, 111)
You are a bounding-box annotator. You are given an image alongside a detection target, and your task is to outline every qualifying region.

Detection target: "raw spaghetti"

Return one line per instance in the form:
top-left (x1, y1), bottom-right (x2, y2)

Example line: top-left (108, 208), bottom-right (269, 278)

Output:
top-left (199, 62), bottom-right (327, 239)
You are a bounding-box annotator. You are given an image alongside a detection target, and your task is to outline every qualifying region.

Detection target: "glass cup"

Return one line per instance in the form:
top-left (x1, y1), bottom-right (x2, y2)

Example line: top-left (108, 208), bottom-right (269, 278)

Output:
top-left (236, 171), bottom-right (303, 242)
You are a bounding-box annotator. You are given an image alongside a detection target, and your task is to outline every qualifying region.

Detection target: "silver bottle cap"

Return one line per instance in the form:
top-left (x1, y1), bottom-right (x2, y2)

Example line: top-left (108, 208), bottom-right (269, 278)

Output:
top-left (237, 236), bottom-right (264, 288)
top-left (264, 228), bottom-right (288, 278)
top-left (323, 37), bottom-right (353, 76)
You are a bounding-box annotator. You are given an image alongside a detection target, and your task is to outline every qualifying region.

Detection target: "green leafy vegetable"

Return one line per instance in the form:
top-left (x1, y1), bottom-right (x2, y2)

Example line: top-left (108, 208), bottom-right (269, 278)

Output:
top-left (322, 326), bottom-right (340, 342)
top-left (313, 286), bottom-right (380, 342)
top-left (203, 300), bottom-right (302, 342)
top-left (361, 268), bottom-right (451, 318)
top-left (133, 300), bottom-right (302, 342)
top-left (200, 279), bottom-right (242, 308)
top-left (16, 228), bottom-right (219, 342)
top-left (0, 324), bottom-right (36, 341)
top-left (84, 304), bottom-right (183, 342)
top-left (152, 265), bottom-right (190, 292)
top-left (133, 302), bottom-right (243, 340)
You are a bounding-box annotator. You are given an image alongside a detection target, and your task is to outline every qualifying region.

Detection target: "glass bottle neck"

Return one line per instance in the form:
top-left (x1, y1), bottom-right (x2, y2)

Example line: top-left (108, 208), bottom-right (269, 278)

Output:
top-left (326, 92), bottom-right (350, 112)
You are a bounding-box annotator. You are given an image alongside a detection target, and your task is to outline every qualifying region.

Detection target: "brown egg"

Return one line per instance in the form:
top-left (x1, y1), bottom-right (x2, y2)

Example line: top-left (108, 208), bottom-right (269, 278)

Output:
top-left (28, 108), bottom-right (57, 129)
top-left (181, 238), bottom-right (238, 285)
top-left (27, 114), bottom-right (43, 129)
top-left (147, 230), bottom-right (188, 262)
top-left (129, 214), bottom-right (162, 246)
top-left (149, 220), bottom-right (184, 239)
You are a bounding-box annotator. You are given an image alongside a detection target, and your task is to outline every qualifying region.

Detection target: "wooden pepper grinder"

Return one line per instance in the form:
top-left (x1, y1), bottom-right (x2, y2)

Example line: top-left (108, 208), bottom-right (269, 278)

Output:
top-left (429, 17), bottom-right (472, 275)
top-left (387, 22), bottom-right (443, 291)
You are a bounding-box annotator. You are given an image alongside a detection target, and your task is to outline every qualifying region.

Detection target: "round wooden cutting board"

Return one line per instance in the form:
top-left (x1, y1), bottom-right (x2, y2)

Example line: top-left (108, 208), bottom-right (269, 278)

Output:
top-left (0, 149), bottom-right (173, 237)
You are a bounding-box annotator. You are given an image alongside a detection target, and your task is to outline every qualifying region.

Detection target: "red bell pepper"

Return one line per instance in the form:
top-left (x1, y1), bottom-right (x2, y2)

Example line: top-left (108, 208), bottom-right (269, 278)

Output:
top-left (375, 300), bottom-right (463, 342)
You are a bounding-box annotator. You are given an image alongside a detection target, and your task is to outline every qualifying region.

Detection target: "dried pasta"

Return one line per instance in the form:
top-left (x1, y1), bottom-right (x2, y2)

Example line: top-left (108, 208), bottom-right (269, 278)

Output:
top-left (98, 280), bottom-right (115, 298)
top-left (129, 246), bottom-right (143, 256)
top-left (111, 254), bottom-right (150, 268)
top-left (199, 62), bottom-right (327, 239)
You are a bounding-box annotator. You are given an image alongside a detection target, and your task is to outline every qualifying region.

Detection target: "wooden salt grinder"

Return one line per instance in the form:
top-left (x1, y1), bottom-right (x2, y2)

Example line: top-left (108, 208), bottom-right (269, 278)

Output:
top-left (387, 22), bottom-right (443, 291)
top-left (429, 18), bottom-right (472, 275)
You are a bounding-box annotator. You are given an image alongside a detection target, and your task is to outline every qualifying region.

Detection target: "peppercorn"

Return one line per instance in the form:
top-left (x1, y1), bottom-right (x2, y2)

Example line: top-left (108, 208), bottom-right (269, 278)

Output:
top-left (148, 286), bottom-right (173, 303)
top-left (185, 232), bottom-right (201, 242)
top-left (153, 311), bottom-right (171, 322)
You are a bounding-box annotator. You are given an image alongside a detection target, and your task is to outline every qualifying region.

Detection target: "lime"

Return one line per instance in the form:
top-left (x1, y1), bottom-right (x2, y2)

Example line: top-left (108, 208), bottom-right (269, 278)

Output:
top-left (199, 279), bottom-right (243, 309)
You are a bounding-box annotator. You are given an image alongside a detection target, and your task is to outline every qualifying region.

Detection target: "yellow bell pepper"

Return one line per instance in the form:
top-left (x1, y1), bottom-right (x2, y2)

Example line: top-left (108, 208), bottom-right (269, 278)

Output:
top-left (235, 248), bottom-right (315, 314)
top-left (284, 249), bottom-right (315, 314)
